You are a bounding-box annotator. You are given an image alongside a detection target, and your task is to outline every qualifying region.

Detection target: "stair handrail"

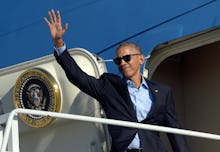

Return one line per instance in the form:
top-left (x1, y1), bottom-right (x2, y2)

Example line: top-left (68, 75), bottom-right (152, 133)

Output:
top-left (1, 108), bottom-right (220, 152)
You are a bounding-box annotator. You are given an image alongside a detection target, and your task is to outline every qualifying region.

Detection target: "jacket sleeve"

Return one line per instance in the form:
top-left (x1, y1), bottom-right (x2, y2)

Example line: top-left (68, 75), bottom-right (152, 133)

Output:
top-left (54, 49), bottom-right (105, 100)
top-left (165, 88), bottom-right (190, 152)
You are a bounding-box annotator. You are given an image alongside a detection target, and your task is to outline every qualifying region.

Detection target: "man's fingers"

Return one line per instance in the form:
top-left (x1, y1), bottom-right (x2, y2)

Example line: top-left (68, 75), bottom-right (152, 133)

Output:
top-left (63, 23), bottom-right (69, 32)
top-left (48, 11), bottom-right (54, 24)
top-left (51, 9), bottom-right (57, 23)
top-left (56, 10), bottom-right (61, 23)
top-left (43, 17), bottom-right (50, 26)
top-left (44, 9), bottom-right (68, 37)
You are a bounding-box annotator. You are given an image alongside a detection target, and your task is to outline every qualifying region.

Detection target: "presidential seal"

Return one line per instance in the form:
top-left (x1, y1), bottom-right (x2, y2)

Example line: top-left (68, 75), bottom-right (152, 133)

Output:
top-left (13, 68), bottom-right (61, 128)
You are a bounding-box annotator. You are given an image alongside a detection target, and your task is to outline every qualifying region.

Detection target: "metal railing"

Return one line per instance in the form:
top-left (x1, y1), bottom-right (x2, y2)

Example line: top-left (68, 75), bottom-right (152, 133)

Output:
top-left (1, 108), bottom-right (220, 152)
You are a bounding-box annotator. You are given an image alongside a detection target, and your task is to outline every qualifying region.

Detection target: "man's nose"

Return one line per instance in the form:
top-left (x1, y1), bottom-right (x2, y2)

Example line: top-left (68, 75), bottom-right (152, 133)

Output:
top-left (119, 59), bottom-right (127, 66)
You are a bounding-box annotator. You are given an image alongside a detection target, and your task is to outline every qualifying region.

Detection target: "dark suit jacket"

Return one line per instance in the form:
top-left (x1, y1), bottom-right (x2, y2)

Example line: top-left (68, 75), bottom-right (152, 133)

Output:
top-left (55, 50), bottom-right (189, 152)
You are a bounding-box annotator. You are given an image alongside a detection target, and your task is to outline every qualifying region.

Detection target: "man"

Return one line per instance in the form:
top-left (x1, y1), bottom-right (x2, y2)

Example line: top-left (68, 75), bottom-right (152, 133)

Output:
top-left (44, 10), bottom-right (189, 152)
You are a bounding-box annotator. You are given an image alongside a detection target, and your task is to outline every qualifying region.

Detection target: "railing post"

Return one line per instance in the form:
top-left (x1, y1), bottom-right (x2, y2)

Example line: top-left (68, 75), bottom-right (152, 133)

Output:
top-left (7, 114), bottom-right (19, 152)
top-left (0, 97), bottom-right (3, 150)
top-left (0, 126), bottom-right (3, 150)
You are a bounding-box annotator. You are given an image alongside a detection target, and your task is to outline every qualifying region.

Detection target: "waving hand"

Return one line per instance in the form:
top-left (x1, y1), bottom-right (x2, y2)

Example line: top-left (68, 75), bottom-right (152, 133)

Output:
top-left (44, 10), bottom-right (68, 48)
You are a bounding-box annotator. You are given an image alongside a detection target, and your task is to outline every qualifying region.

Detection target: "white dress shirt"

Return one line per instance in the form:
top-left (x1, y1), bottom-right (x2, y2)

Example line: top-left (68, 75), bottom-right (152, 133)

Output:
top-left (126, 77), bottom-right (152, 149)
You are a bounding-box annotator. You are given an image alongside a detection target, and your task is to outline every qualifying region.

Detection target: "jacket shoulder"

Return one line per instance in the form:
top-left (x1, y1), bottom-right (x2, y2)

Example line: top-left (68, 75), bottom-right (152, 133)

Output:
top-left (146, 79), bottom-right (171, 91)
top-left (100, 73), bottom-right (121, 80)
top-left (100, 73), bottom-right (126, 88)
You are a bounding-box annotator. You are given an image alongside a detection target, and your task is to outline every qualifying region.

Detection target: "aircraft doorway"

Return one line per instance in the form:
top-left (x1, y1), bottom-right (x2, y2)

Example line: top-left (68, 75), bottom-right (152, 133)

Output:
top-left (147, 27), bottom-right (220, 152)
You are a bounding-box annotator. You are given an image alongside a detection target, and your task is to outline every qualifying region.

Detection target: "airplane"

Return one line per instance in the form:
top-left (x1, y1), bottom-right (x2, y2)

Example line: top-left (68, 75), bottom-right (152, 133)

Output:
top-left (1, 0), bottom-right (220, 151)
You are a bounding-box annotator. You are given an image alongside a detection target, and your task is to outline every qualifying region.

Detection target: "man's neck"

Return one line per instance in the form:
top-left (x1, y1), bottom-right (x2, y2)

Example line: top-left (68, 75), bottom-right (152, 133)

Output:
top-left (129, 74), bottom-right (142, 88)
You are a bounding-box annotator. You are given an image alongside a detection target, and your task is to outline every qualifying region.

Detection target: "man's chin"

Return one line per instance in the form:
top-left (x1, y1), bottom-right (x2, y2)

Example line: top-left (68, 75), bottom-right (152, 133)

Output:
top-left (122, 73), bottom-right (132, 79)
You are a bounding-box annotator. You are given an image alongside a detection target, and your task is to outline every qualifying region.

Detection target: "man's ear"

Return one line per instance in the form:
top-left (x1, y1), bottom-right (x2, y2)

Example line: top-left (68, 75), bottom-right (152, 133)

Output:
top-left (139, 54), bottom-right (145, 64)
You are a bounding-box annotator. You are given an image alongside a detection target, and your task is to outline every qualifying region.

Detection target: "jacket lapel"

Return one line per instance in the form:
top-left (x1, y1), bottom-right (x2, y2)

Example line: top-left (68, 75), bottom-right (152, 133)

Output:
top-left (146, 80), bottom-right (160, 119)
top-left (118, 80), bottom-right (138, 121)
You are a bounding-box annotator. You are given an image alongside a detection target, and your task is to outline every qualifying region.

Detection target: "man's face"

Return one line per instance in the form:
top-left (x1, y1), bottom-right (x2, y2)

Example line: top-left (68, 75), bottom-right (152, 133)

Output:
top-left (116, 45), bottom-right (144, 79)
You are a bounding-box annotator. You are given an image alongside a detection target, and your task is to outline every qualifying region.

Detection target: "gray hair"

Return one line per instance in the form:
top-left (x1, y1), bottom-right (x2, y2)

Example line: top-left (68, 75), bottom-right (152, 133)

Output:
top-left (116, 42), bottom-right (142, 54)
